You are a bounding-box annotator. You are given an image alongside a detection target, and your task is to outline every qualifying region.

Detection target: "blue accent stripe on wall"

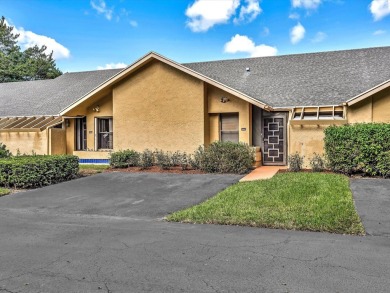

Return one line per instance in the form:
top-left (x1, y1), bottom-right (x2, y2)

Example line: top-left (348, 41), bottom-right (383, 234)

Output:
top-left (79, 159), bottom-right (110, 164)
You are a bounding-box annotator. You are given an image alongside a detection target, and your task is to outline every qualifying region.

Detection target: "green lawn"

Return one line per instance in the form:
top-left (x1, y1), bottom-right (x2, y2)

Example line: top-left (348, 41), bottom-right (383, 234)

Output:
top-left (0, 187), bottom-right (10, 196)
top-left (79, 164), bottom-right (110, 176)
top-left (167, 172), bottom-right (365, 235)
top-left (79, 164), bottom-right (110, 171)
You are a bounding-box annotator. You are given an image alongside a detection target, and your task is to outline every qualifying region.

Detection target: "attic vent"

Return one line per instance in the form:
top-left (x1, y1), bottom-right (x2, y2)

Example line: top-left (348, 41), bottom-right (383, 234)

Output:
top-left (245, 67), bottom-right (250, 72)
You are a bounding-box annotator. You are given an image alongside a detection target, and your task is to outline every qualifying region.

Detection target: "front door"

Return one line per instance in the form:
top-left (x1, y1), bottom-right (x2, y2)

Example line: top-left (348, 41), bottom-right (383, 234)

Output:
top-left (75, 117), bottom-right (87, 151)
top-left (262, 112), bottom-right (287, 165)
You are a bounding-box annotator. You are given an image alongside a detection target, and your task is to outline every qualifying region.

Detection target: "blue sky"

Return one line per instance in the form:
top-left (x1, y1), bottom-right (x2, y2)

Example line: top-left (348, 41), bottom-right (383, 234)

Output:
top-left (1, 0), bottom-right (390, 72)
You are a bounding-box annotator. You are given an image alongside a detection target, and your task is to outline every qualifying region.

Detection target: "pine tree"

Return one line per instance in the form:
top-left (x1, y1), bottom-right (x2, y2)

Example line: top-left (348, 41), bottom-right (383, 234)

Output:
top-left (0, 16), bottom-right (62, 82)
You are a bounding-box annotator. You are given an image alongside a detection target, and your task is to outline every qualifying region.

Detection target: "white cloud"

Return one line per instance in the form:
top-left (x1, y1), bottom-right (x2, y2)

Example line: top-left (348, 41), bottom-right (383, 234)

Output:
top-left (250, 45), bottom-right (278, 57)
top-left (186, 0), bottom-right (240, 32)
top-left (312, 31), bottom-right (327, 43)
top-left (120, 8), bottom-right (130, 17)
top-left (262, 26), bottom-right (270, 36)
top-left (129, 20), bottom-right (138, 27)
top-left (185, 0), bottom-right (264, 32)
top-left (370, 0), bottom-right (390, 21)
top-left (289, 12), bottom-right (300, 19)
top-left (8, 22), bottom-right (70, 59)
top-left (224, 34), bottom-right (277, 57)
top-left (290, 22), bottom-right (305, 44)
top-left (97, 63), bottom-right (127, 70)
top-left (91, 0), bottom-right (113, 20)
top-left (234, 0), bottom-right (262, 24)
top-left (292, 0), bottom-right (322, 9)
top-left (373, 29), bottom-right (386, 35)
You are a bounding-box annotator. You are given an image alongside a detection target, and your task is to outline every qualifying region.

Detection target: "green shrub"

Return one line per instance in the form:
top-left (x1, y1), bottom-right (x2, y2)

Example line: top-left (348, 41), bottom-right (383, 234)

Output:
top-left (190, 146), bottom-right (204, 170)
top-left (171, 151), bottom-right (183, 167)
top-left (324, 123), bottom-right (390, 175)
top-left (0, 155), bottom-right (79, 188)
top-left (288, 152), bottom-right (304, 172)
top-left (179, 152), bottom-right (190, 171)
top-left (377, 151), bottom-right (390, 178)
top-left (0, 143), bottom-right (12, 158)
top-left (194, 141), bottom-right (254, 174)
top-left (110, 149), bottom-right (140, 168)
top-left (168, 151), bottom-right (190, 170)
top-left (0, 187), bottom-right (10, 196)
top-left (154, 150), bottom-right (173, 170)
top-left (140, 149), bottom-right (154, 169)
top-left (309, 153), bottom-right (325, 172)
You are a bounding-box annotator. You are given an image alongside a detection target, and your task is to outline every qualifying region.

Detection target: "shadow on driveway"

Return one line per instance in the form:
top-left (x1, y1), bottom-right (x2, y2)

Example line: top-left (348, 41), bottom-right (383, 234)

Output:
top-left (350, 178), bottom-right (390, 237)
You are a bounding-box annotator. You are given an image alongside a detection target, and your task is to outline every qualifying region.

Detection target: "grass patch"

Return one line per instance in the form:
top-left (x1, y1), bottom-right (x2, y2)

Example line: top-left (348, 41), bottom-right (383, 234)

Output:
top-left (0, 187), bottom-right (10, 196)
top-left (79, 164), bottom-right (109, 176)
top-left (79, 164), bottom-right (109, 171)
top-left (167, 172), bottom-right (364, 235)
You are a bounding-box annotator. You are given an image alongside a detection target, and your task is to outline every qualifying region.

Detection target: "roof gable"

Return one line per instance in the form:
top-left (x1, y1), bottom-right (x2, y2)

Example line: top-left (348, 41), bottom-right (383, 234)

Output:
top-left (59, 52), bottom-right (270, 115)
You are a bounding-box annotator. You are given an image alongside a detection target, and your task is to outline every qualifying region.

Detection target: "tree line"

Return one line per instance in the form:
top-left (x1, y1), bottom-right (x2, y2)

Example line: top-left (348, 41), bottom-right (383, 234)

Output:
top-left (0, 16), bottom-right (62, 83)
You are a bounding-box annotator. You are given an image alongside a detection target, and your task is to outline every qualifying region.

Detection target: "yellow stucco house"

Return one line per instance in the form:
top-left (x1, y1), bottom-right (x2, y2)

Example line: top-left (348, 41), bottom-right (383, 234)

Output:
top-left (1, 46), bottom-right (390, 166)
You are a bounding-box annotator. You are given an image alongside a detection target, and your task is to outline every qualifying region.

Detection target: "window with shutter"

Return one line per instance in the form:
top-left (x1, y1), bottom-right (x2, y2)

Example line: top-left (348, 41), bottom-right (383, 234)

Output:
top-left (220, 113), bottom-right (239, 143)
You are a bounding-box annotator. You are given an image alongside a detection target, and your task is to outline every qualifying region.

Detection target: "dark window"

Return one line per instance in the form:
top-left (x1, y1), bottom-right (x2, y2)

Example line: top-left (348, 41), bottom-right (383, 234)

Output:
top-left (220, 113), bottom-right (239, 143)
top-left (97, 118), bottom-right (113, 149)
top-left (75, 117), bottom-right (87, 151)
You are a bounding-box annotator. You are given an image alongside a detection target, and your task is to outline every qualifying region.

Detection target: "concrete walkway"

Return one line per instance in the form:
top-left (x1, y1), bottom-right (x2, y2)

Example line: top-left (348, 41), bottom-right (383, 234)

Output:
top-left (240, 166), bottom-right (287, 182)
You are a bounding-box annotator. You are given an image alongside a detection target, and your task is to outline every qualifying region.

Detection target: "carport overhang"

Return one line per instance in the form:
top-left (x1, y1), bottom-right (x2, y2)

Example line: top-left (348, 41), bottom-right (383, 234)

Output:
top-left (0, 116), bottom-right (63, 132)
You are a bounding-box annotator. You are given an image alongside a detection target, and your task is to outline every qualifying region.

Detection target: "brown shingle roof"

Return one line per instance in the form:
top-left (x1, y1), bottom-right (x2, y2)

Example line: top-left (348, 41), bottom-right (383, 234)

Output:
top-left (1, 46), bottom-right (390, 116)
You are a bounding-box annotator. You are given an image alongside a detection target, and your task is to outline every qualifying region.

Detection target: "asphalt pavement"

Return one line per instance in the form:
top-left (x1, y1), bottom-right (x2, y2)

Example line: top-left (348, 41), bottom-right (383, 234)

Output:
top-left (0, 173), bottom-right (389, 293)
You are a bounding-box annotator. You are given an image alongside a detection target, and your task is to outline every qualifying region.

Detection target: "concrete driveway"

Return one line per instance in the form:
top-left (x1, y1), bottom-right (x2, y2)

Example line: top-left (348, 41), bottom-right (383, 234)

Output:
top-left (350, 178), bottom-right (390, 237)
top-left (0, 173), bottom-right (389, 292)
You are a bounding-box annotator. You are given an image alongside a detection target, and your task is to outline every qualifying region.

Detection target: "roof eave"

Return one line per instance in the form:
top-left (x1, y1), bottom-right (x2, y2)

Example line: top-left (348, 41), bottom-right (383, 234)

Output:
top-left (346, 79), bottom-right (390, 106)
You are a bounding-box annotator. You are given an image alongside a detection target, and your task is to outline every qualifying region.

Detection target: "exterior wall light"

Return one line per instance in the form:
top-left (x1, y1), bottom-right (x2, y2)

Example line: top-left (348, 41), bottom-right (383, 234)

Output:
top-left (92, 105), bottom-right (100, 112)
top-left (220, 97), bottom-right (230, 103)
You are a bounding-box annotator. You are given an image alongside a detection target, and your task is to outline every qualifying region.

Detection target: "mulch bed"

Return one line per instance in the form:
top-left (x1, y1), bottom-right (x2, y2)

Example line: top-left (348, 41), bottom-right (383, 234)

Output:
top-left (105, 166), bottom-right (206, 174)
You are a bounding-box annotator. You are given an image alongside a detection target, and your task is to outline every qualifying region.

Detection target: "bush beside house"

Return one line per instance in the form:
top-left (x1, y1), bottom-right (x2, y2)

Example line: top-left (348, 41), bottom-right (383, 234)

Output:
top-left (193, 142), bottom-right (254, 174)
top-left (0, 142), bottom-right (11, 158)
top-left (110, 149), bottom-right (140, 168)
top-left (324, 123), bottom-right (390, 177)
top-left (110, 142), bottom-right (254, 174)
top-left (0, 155), bottom-right (79, 188)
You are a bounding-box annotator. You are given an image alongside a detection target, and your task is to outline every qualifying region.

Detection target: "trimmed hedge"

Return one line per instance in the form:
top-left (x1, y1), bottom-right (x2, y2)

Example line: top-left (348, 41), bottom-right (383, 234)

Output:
top-left (324, 123), bottom-right (390, 176)
top-left (0, 155), bottom-right (79, 188)
top-left (377, 151), bottom-right (390, 178)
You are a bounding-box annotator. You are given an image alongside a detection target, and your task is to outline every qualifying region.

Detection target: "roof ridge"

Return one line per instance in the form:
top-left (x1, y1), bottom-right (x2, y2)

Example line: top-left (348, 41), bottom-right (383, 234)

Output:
top-left (183, 45), bottom-right (390, 65)
top-left (62, 68), bottom-right (123, 75)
